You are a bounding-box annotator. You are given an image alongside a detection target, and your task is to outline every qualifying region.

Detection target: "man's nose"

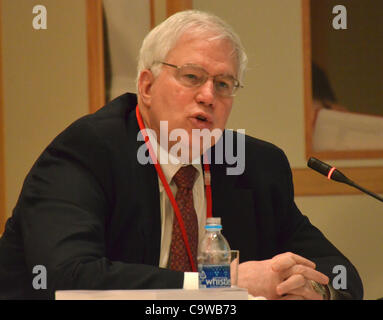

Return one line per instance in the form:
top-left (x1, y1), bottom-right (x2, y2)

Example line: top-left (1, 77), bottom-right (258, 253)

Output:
top-left (195, 78), bottom-right (216, 107)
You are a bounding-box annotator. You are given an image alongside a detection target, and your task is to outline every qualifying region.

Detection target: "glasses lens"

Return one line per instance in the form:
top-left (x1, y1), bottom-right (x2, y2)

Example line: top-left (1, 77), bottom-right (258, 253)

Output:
top-left (177, 65), bottom-right (206, 87)
top-left (171, 63), bottom-right (241, 97)
top-left (214, 76), bottom-right (237, 97)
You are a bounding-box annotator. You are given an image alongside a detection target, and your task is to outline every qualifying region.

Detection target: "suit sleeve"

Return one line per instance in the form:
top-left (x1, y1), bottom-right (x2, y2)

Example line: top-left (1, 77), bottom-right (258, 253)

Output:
top-left (15, 118), bottom-right (183, 299)
top-left (275, 150), bottom-right (363, 299)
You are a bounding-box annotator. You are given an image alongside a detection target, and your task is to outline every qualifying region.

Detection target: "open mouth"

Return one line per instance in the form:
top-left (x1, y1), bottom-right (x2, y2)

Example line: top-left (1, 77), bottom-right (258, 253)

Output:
top-left (196, 115), bottom-right (207, 122)
top-left (191, 112), bottom-right (212, 129)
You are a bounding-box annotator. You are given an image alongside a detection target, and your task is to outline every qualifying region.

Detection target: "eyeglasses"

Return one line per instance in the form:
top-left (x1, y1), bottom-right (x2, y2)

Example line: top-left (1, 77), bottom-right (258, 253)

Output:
top-left (156, 61), bottom-right (243, 97)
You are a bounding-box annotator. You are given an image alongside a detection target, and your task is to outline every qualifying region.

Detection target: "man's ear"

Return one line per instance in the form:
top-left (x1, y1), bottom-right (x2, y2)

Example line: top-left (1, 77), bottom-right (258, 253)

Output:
top-left (138, 69), bottom-right (154, 106)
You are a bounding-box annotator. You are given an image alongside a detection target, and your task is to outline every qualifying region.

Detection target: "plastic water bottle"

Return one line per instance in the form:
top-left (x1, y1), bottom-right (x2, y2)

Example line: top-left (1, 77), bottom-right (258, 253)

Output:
top-left (198, 217), bottom-right (231, 288)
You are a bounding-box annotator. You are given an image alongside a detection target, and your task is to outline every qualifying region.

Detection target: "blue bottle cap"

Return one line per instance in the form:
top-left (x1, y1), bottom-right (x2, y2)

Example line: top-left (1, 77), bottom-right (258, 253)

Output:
top-left (205, 224), bottom-right (222, 230)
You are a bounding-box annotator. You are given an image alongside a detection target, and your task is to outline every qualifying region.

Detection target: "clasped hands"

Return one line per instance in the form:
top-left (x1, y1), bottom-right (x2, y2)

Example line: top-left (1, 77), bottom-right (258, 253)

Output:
top-left (237, 252), bottom-right (329, 300)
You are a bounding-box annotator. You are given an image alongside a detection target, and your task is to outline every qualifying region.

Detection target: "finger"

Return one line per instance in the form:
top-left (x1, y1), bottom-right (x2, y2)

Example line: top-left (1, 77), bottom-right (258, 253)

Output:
top-left (276, 274), bottom-right (306, 296)
top-left (285, 282), bottom-right (324, 300)
top-left (272, 252), bottom-right (316, 272)
top-left (282, 264), bottom-right (329, 285)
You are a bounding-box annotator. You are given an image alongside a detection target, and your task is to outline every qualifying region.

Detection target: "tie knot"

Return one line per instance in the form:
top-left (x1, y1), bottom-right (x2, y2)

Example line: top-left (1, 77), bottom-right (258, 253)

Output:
top-left (173, 165), bottom-right (197, 189)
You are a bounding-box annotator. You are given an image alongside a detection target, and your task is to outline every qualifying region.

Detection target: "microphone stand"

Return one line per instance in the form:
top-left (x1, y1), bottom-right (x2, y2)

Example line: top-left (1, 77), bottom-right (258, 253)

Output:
top-left (347, 180), bottom-right (383, 203)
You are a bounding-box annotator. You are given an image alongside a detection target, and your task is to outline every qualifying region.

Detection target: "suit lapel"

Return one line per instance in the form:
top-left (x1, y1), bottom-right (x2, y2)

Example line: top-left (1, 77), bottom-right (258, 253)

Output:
top-left (135, 161), bottom-right (162, 266)
top-left (125, 106), bottom-right (162, 266)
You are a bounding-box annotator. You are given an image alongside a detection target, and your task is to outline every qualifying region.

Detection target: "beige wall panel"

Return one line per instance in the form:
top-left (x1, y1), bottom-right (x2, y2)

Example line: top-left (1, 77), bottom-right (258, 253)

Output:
top-left (103, 0), bottom-right (150, 99)
top-left (2, 0), bottom-right (89, 218)
top-left (153, 0), bottom-right (167, 26)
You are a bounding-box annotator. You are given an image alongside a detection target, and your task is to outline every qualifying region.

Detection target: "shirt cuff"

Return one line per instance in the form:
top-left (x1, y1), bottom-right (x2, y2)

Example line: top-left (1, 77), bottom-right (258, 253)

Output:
top-left (183, 272), bottom-right (199, 290)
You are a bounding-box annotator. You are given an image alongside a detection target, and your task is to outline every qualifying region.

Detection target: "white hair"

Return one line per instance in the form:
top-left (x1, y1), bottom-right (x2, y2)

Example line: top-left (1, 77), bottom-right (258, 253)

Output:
top-left (136, 10), bottom-right (248, 91)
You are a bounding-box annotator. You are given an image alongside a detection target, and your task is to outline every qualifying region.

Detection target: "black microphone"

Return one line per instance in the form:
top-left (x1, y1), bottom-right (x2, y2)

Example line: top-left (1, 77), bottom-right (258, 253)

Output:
top-left (307, 157), bottom-right (383, 203)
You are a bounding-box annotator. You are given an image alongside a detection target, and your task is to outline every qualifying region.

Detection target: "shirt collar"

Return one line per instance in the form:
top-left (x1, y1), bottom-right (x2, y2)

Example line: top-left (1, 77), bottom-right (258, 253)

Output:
top-left (144, 123), bottom-right (203, 185)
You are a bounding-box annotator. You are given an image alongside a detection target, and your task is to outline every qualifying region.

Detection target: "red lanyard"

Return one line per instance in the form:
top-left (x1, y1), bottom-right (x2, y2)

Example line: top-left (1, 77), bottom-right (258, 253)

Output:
top-left (135, 105), bottom-right (212, 272)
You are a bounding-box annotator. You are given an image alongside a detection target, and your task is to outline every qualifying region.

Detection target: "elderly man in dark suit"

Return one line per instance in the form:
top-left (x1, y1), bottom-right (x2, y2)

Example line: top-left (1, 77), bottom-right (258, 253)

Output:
top-left (0, 10), bottom-right (362, 300)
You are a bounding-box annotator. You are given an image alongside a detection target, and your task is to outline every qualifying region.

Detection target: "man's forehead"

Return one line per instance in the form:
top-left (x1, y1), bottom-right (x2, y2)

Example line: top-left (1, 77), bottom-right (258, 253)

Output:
top-left (166, 33), bottom-right (238, 73)
top-left (172, 31), bottom-right (234, 52)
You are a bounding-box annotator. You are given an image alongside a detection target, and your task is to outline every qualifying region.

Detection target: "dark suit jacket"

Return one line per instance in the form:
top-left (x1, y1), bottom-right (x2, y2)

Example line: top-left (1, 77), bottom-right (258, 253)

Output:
top-left (0, 93), bottom-right (363, 299)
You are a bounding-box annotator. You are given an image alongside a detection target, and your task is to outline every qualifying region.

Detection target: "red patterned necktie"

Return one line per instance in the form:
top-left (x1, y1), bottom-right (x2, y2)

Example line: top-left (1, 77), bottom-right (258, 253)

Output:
top-left (169, 165), bottom-right (198, 272)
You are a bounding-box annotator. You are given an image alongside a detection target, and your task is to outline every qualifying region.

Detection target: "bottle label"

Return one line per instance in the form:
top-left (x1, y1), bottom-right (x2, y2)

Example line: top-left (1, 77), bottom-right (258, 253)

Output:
top-left (198, 264), bottom-right (231, 288)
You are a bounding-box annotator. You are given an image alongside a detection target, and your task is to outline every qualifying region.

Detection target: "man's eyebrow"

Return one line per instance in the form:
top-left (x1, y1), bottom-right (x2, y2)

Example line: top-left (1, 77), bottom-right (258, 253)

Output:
top-left (182, 62), bottom-right (237, 79)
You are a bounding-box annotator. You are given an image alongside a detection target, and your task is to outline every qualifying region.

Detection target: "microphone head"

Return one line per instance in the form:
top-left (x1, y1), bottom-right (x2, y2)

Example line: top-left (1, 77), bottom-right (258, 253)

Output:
top-left (307, 157), bottom-right (351, 184)
top-left (307, 157), bottom-right (332, 176)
